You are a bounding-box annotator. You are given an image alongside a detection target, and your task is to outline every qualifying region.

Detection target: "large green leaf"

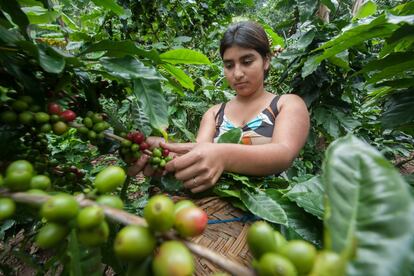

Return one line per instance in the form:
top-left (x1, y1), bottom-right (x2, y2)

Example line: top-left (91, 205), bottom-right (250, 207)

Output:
top-left (100, 56), bottom-right (164, 80)
top-left (159, 48), bottom-right (211, 65)
top-left (353, 1), bottom-right (377, 20)
top-left (286, 176), bottom-right (324, 219)
top-left (0, 0), bottom-right (30, 39)
top-left (240, 188), bottom-right (288, 225)
top-left (297, 0), bottom-right (318, 22)
top-left (21, 6), bottom-right (58, 24)
top-left (366, 55), bottom-right (414, 83)
top-left (133, 79), bottom-right (168, 130)
top-left (81, 40), bottom-right (161, 62)
top-left (0, 25), bottom-right (22, 44)
top-left (267, 189), bottom-right (323, 246)
top-left (381, 91), bottom-right (414, 128)
top-left (160, 63), bottom-right (194, 91)
top-left (322, 134), bottom-right (414, 276)
top-left (380, 25), bottom-right (414, 57)
top-left (37, 44), bottom-right (65, 73)
top-left (263, 23), bottom-right (284, 47)
top-left (90, 0), bottom-right (127, 17)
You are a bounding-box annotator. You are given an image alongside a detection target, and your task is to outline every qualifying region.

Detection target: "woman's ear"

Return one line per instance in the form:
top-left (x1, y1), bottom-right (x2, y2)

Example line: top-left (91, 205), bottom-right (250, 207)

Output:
top-left (263, 55), bottom-right (271, 71)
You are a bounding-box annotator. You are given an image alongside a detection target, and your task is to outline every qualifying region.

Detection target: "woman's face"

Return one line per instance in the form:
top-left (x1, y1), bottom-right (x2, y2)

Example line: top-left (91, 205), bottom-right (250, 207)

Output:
top-left (222, 45), bottom-right (269, 97)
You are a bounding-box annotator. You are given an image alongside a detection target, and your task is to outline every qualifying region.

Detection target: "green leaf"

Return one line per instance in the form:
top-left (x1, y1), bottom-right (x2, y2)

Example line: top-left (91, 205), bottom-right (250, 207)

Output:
top-left (381, 91), bottom-right (414, 128)
top-left (321, 0), bottom-right (338, 12)
top-left (82, 40), bottom-right (161, 62)
top-left (100, 56), bottom-right (164, 80)
top-left (353, 1), bottom-right (377, 20)
top-left (160, 48), bottom-right (211, 65)
top-left (171, 118), bottom-right (196, 142)
top-left (302, 14), bottom-right (402, 77)
top-left (380, 25), bottom-right (414, 57)
top-left (0, 25), bottom-right (22, 44)
top-left (357, 51), bottom-right (414, 75)
top-left (313, 108), bottom-right (341, 139)
top-left (90, 0), bottom-right (127, 17)
top-left (160, 63), bottom-right (194, 91)
top-left (240, 188), bottom-right (288, 225)
top-left (286, 176), bottom-right (324, 219)
top-left (0, 0), bottom-right (30, 39)
top-left (366, 54), bottom-right (414, 83)
top-left (267, 189), bottom-right (323, 246)
top-left (327, 50), bottom-right (350, 71)
top-left (263, 23), bottom-right (284, 47)
top-left (21, 6), bottom-right (58, 24)
top-left (297, 0), bottom-right (318, 22)
top-left (217, 128), bottom-right (242, 144)
top-left (133, 79), bottom-right (168, 130)
top-left (158, 174), bottom-right (183, 193)
top-left (37, 44), bottom-right (65, 74)
top-left (322, 134), bottom-right (414, 275)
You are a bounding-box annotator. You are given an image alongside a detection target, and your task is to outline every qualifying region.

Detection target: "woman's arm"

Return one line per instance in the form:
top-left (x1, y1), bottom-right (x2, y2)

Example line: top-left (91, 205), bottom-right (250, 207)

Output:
top-left (164, 94), bottom-right (310, 192)
top-left (196, 104), bottom-right (221, 143)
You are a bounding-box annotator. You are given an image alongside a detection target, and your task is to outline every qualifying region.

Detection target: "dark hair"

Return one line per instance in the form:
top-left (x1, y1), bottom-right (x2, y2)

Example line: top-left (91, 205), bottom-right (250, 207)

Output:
top-left (219, 21), bottom-right (271, 59)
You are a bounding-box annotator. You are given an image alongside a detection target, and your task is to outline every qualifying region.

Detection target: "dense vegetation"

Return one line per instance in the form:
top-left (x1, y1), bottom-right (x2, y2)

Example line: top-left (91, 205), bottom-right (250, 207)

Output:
top-left (0, 0), bottom-right (413, 275)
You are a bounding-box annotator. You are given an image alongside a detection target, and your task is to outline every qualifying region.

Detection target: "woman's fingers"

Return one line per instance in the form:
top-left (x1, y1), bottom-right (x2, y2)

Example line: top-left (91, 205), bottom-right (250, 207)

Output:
top-left (160, 142), bottom-right (195, 155)
top-left (127, 154), bottom-right (150, 176)
top-left (164, 150), bottom-right (199, 173)
top-left (143, 163), bottom-right (156, 176)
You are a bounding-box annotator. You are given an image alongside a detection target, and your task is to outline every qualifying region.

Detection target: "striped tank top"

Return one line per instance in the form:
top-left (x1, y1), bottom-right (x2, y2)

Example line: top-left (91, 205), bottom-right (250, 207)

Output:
top-left (213, 96), bottom-right (280, 145)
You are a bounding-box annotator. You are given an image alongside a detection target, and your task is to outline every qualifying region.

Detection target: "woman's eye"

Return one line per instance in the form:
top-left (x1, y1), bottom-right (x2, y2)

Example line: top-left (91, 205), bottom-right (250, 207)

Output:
top-left (224, 63), bottom-right (233, 69)
top-left (243, 59), bottom-right (253, 65)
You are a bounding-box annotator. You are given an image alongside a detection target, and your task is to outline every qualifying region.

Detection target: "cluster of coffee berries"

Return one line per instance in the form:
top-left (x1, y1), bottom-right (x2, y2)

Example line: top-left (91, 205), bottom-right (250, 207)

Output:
top-left (45, 102), bottom-right (76, 135)
top-left (114, 195), bottom-right (208, 275)
top-left (35, 193), bottom-right (121, 249)
top-left (149, 147), bottom-right (172, 169)
top-left (118, 131), bottom-right (150, 164)
top-left (247, 221), bottom-right (345, 276)
top-left (0, 159), bottom-right (52, 221)
top-left (1, 160), bottom-right (51, 192)
top-left (77, 111), bottom-right (110, 144)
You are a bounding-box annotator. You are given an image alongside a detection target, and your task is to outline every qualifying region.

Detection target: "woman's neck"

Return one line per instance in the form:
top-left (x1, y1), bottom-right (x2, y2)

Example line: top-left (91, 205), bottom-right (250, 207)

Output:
top-left (234, 86), bottom-right (268, 104)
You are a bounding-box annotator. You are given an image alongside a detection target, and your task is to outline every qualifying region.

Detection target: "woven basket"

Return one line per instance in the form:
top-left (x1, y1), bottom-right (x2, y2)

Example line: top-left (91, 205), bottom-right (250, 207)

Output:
top-left (173, 196), bottom-right (253, 275)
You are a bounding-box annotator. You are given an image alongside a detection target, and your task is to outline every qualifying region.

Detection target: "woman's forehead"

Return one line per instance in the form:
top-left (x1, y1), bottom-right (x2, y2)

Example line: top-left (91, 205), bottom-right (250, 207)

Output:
top-left (223, 46), bottom-right (260, 60)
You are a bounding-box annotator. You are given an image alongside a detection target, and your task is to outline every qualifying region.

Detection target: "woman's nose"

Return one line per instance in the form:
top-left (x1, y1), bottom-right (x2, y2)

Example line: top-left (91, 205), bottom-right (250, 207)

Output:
top-left (233, 64), bottom-right (244, 80)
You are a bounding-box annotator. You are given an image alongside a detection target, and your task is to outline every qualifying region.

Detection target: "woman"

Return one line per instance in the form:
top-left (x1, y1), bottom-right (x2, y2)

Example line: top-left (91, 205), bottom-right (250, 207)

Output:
top-left (130, 21), bottom-right (309, 193)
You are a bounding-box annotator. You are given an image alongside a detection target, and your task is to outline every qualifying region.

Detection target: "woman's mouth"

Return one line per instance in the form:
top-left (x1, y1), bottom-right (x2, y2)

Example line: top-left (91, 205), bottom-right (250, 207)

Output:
top-left (234, 82), bottom-right (248, 88)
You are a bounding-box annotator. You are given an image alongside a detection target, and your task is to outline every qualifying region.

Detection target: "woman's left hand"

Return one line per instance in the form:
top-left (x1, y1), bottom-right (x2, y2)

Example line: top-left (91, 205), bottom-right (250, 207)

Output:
top-left (163, 142), bottom-right (225, 193)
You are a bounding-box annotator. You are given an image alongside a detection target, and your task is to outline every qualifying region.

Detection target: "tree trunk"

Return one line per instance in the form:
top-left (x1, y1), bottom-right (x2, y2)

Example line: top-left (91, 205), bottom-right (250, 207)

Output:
top-left (352, 0), bottom-right (366, 16)
top-left (317, 4), bottom-right (331, 23)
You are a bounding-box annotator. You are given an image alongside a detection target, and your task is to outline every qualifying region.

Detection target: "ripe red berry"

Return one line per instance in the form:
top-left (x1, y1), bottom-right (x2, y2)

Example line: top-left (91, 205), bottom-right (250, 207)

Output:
top-left (48, 103), bottom-right (62, 115)
top-left (162, 149), bottom-right (170, 157)
top-left (126, 133), bottom-right (134, 141)
top-left (60, 110), bottom-right (77, 122)
top-left (132, 132), bottom-right (145, 144)
top-left (174, 207), bottom-right (208, 237)
top-left (140, 142), bottom-right (149, 151)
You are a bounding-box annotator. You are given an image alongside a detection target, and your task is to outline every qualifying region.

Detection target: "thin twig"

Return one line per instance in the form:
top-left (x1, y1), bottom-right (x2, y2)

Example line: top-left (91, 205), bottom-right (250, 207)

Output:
top-left (1, 191), bottom-right (254, 276)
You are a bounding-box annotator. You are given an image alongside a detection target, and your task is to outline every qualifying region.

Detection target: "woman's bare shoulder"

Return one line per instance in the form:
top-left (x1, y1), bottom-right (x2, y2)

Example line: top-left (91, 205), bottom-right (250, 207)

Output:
top-left (204, 103), bottom-right (223, 118)
top-left (278, 94), bottom-right (308, 110)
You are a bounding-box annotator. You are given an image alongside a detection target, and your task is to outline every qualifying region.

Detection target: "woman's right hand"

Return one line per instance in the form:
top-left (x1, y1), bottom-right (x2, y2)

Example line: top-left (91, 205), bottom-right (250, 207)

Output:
top-left (162, 142), bottom-right (225, 193)
top-left (127, 136), bottom-right (166, 177)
